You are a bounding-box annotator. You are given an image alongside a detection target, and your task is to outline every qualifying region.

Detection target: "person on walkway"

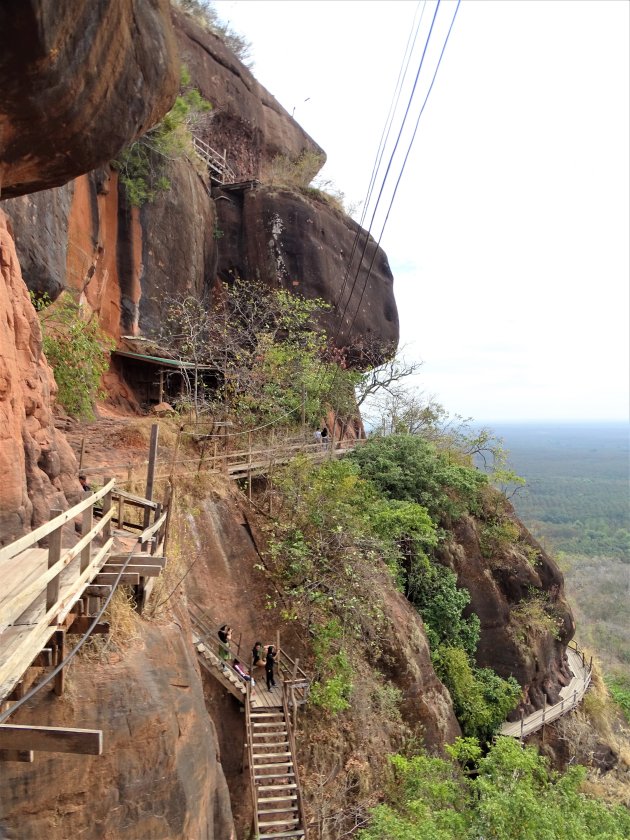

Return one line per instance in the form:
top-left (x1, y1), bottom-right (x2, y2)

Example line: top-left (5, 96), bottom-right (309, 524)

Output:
top-left (218, 625), bottom-right (232, 667)
top-left (265, 644), bottom-right (278, 690)
top-left (252, 641), bottom-right (267, 669)
top-left (233, 659), bottom-right (255, 686)
top-left (78, 473), bottom-right (91, 492)
top-left (320, 427), bottom-right (328, 451)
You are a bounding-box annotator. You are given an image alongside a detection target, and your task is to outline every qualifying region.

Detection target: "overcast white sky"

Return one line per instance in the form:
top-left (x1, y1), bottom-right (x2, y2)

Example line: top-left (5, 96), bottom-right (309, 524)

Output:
top-left (214, 0), bottom-right (629, 423)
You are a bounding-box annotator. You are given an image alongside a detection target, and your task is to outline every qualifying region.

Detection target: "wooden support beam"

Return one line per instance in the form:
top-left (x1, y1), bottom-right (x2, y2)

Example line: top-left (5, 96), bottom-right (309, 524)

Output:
top-left (85, 585), bottom-right (112, 597)
top-left (0, 749), bottom-right (34, 763)
top-left (103, 564), bottom-right (162, 578)
top-left (67, 618), bottom-right (110, 635)
top-left (0, 724), bottom-right (103, 755)
top-left (31, 648), bottom-right (53, 668)
top-left (53, 629), bottom-right (65, 696)
top-left (94, 573), bottom-right (140, 586)
top-left (45, 509), bottom-right (63, 612)
top-left (107, 554), bottom-right (166, 568)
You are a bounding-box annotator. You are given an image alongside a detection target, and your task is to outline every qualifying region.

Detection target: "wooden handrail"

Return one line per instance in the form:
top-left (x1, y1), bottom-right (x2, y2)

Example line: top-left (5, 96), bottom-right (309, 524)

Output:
top-left (0, 479), bottom-right (116, 563)
top-left (282, 681), bottom-right (308, 839)
top-left (244, 682), bottom-right (259, 838)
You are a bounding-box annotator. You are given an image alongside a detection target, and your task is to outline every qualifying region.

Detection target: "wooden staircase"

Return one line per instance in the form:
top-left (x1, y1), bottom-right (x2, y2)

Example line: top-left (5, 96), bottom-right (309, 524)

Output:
top-left (247, 700), bottom-right (307, 839)
top-left (193, 635), bottom-right (247, 701)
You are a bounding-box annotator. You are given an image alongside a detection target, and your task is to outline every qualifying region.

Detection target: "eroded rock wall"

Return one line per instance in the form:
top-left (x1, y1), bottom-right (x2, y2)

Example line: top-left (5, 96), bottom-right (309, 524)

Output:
top-left (0, 623), bottom-right (236, 840)
top-left (215, 185), bottom-right (399, 362)
top-left (437, 508), bottom-right (575, 713)
top-left (0, 0), bottom-right (179, 199)
top-left (0, 210), bottom-right (79, 544)
top-left (172, 8), bottom-right (325, 180)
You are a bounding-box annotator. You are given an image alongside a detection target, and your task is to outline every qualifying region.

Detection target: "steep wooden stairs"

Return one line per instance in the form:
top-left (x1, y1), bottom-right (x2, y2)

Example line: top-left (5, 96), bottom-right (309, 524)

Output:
top-left (246, 690), bottom-right (307, 839)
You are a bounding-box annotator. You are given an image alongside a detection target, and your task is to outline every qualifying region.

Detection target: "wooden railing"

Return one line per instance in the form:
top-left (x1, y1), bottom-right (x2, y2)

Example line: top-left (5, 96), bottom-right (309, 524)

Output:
top-left (282, 680), bottom-right (308, 839)
top-left (192, 135), bottom-right (236, 184)
top-left (500, 640), bottom-right (593, 739)
top-left (0, 479), bottom-right (116, 641)
top-left (244, 681), bottom-right (260, 839)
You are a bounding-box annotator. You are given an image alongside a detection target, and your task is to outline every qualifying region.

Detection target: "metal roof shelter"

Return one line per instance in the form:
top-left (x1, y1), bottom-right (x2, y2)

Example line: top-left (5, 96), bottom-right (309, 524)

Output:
top-left (111, 347), bottom-right (217, 407)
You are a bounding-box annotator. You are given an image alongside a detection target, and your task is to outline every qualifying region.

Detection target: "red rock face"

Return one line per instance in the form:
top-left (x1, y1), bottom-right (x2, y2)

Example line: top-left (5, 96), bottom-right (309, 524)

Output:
top-left (0, 623), bottom-right (236, 839)
top-left (437, 509), bottom-right (575, 712)
top-left (172, 8), bottom-right (325, 180)
top-left (0, 0), bottom-right (180, 199)
top-left (215, 186), bottom-right (399, 364)
top-left (0, 211), bottom-right (79, 544)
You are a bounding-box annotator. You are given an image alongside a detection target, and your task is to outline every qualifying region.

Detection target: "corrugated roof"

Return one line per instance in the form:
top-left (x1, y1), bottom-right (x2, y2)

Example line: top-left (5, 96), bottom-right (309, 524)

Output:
top-left (112, 350), bottom-right (215, 370)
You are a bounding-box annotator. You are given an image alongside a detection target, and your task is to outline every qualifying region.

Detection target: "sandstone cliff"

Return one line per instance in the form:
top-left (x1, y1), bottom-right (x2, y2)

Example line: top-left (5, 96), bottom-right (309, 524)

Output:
top-left (0, 211), bottom-right (79, 544)
top-left (0, 0), bottom-right (179, 199)
top-left (0, 622), bottom-right (235, 840)
top-left (2, 8), bottom-right (399, 363)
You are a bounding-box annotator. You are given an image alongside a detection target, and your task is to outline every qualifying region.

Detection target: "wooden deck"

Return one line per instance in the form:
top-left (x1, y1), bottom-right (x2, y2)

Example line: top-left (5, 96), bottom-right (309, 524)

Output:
top-left (0, 478), bottom-right (171, 759)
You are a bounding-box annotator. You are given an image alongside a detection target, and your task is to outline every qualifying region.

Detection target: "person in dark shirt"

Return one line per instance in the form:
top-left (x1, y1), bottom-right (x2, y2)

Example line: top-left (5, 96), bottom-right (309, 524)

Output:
top-left (265, 644), bottom-right (278, 690)
top-left (78, 473), bottom-right (91, 492)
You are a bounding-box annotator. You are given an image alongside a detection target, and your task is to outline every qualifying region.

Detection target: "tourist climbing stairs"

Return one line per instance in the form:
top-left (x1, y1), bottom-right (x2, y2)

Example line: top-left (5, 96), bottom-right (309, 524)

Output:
top-left (189, 601), bottom-right (248, 702)
top-left (246, 683), bottom-right (307, 839)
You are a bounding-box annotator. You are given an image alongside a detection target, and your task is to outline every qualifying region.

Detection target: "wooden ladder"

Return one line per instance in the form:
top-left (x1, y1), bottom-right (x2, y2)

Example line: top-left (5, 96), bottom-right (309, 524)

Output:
top-left (247, 703), bottom-right (307, 840)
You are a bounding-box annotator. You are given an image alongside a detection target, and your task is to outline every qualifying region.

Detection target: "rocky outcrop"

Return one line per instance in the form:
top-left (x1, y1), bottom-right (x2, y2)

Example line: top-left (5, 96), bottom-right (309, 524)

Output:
top-left (0, 0), bottom-right (180, 199)
top-left (0, 210), bottom-right (79, 545)
top-left (2, 7), bottom-right (399, 362)
top-left (215, 185), bottom-right (399, 362)
top-left (0, 623), bottom-right (236, 840)
top-left (437, 508), bottom-right (575, 713)
top-left (173, 8), bottom-right (324, 181)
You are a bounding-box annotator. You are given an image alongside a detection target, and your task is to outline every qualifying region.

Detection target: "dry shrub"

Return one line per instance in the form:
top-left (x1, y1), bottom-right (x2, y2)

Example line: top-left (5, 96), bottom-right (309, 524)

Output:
top-left (78, 587), bottom-right (140, 663)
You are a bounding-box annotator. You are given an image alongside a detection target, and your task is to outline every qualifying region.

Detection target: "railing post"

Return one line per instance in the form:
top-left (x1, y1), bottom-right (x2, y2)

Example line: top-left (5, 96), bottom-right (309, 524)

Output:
top-left (247, 431), bottom-right (252, 501)
top-left (102, 478), bottom-right (113, 541)
top-left (519, 708), bottom-right (524, 741)
top-left (45, 509), bottom-right (63, 613)
top-left (542, 694), bottom-right (546, 725)
top-left (573, 689), bottom-right (577, 707)
top-left (81, 504), bottom-right (93, 572)
top-left (152, 503), bottom-right (162, 555)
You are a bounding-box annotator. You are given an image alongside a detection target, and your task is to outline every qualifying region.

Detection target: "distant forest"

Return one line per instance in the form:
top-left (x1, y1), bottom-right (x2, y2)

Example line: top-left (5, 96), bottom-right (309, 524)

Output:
top-left (495, 423), bottom-right (630, 561)
top-left (491, 422), bottom-right (629, 680)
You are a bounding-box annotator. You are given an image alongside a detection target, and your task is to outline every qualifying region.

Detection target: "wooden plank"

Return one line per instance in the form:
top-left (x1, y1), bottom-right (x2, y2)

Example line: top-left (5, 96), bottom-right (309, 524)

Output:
top-left (0, 724), bottom-right (102, 755)
top-left (94, 573), bottom-right (140, 586)
top-left (0, 479), bottom-right (115, 563)
top-left (138, 510), bottom-right (167, 543)
top-left (67, 618), bottom-right (110, 635)
top-left (85, 585), bottom-right (112, 596)
top-left (107, 554), bottom-right (166, 568)
top-left (53, 629), bottom-right (65, 696)
top-left (112, 490), bottom-right (158, 510)
top-left (0, 749), bottom-right (34, 762)
top-left (103, 564), bottom-right (162, 577)
top-left (0, 507), bottom-right (116, 632)
top-left (45, 511), bottom-right (63, 611)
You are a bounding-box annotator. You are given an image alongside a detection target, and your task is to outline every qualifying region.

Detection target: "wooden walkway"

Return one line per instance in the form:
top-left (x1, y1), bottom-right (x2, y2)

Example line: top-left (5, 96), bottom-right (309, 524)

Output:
top-left (0, 481), bottom-right (170, 760)
top-left (500, 641), bottom-right (592, 739)
top-left (190, 603), bottom-right (309, 837)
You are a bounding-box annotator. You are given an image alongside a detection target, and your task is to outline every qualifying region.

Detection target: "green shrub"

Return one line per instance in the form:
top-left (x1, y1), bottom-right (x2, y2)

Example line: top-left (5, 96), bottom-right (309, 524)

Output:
top-left (605, 673), bottom-right (630, 723)
top-left (511, 590), bottom-right (562, 642)
top-left (113, 69), bottom-right (212, 206)
top-left (349, 434), bottom-right (487, 522)
top-left (431, 646), bottom-right (521, 741)
top-left (359, 738), bottom-right (630, 839)
top-left (309, 619), bottom-right (353, 714)
top-left (37, 293), bottom-right (114, 419)
top-left (479, 518), bottom-right (521, 558)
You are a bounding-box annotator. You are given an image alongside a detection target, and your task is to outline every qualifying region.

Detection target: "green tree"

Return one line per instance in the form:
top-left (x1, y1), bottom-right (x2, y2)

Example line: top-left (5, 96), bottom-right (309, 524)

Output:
top-left (36, 293), bottom-right (114, 419)
top-left (113, 68), bottom-right (212, 206)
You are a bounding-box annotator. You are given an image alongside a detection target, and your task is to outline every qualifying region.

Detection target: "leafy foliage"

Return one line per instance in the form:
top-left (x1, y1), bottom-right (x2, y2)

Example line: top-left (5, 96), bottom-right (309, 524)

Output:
top-left (36, 293), bottom-right (114, 419)
top-left (309, 619), bottom-right (353, 714)
top-left (432, 647), bottom-right (521, 740)
top-left (605, 674), bottom-right (630, 723)
top-left (113, 68), bottom-right (212, 206)
top-left (348, 434), bottom-right (488, 521)
top-left (358, 737), bottom-right (630, 840)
